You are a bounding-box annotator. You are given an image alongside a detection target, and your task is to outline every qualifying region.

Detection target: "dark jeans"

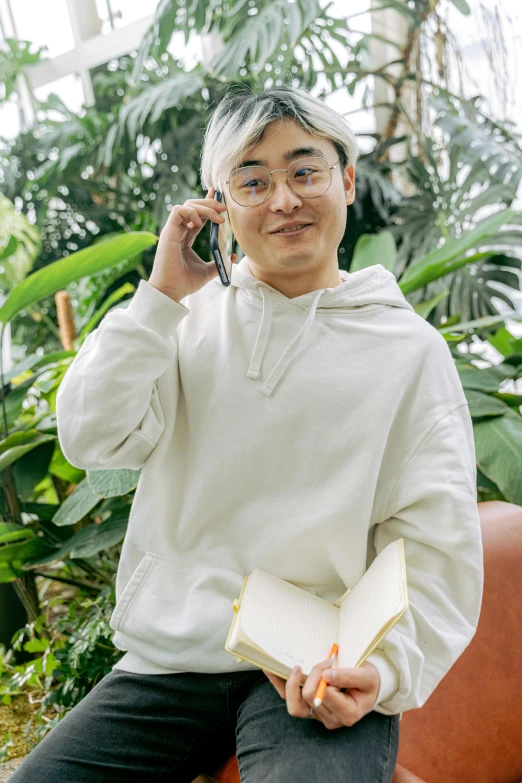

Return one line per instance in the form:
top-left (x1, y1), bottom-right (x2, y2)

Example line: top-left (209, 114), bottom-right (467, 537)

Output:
top-left (9, 668), bottom-right (400, 783)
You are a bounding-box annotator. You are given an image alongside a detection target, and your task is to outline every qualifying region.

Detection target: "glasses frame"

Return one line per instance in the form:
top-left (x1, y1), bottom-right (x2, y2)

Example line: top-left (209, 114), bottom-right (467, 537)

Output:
top-left (225, 156), bottom-right (341, 207)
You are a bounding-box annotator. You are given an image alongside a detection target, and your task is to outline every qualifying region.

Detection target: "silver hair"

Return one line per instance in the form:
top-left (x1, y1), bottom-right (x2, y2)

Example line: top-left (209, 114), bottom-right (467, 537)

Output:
top-left (200, 83), bottom-right (359, 192)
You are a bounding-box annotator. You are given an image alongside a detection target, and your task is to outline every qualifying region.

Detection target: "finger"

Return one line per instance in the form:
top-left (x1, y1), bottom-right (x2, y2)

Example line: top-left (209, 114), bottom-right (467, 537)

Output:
top-left (284, 666), bottom-right (310, 718)
top-left (301, 659), bottom-right (336, 706)
top-left (187, 197), bottom-right (228, 210)
top-left (322, 664), bottom-right (372, 691)
top-left (262, 669), bottom-right (286, 700)
top-left (187, 205), bottom-right (226, 223)
top-left (286, 666), bottom-right (335, 720)
top-left (321, 683), bottom-right (359, 715)
top-left (176, 205), bottom-right (225, 229)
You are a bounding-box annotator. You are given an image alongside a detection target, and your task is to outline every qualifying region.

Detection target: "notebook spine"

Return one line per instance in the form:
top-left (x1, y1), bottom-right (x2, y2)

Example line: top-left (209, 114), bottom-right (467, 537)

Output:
top-left (231, 599), bottom-right (243, 660)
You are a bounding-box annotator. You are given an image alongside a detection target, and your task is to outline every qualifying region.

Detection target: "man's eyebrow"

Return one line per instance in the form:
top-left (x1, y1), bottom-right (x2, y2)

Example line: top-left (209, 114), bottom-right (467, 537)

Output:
top-left (237, 146), bottom-right (327, 168)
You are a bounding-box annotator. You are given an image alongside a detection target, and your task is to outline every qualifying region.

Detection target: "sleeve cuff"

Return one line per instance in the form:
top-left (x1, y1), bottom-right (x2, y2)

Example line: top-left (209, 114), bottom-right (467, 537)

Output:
top-left (365, 648), bottom-right (401, 708)
top-left (125, 279), bottom-right (189, 340)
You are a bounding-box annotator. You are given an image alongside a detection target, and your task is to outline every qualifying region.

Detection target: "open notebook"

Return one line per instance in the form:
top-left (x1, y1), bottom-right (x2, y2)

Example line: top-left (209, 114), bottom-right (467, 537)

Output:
top-left (225, 538), bottom-right (408, 679)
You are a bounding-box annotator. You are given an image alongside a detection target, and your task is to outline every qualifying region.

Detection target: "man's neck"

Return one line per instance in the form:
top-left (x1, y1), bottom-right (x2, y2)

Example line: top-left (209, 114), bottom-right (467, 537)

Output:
top-left (247, 262), bottom-right (344, 299)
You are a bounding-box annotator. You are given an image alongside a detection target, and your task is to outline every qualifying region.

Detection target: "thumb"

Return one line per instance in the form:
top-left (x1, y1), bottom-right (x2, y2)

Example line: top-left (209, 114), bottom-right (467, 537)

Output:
top-left (322, 666), bottom-right (358, 687)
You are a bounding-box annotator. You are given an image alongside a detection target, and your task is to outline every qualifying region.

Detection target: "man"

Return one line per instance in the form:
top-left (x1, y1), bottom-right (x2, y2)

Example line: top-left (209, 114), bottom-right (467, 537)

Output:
top-left (12, 84), bottom-right (483, 783)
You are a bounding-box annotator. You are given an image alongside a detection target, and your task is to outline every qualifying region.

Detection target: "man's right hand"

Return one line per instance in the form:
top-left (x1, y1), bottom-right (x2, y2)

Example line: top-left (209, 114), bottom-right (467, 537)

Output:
top-left (147, 186), bottom-right (235, 303)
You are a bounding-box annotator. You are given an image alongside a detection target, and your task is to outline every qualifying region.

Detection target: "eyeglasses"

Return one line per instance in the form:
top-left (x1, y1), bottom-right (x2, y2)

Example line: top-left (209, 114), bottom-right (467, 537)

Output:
top-left (225, 157), bottom-right (340, 207)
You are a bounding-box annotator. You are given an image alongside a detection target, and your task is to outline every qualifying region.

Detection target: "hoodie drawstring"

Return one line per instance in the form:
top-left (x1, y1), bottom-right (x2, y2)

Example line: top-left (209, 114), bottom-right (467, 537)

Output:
top-left (247, 283), bottom-right (326, 397)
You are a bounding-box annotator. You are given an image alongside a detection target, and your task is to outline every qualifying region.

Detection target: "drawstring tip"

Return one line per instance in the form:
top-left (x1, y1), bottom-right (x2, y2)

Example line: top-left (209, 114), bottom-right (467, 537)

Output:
top-left (247, 370), bottom-right (260, 379)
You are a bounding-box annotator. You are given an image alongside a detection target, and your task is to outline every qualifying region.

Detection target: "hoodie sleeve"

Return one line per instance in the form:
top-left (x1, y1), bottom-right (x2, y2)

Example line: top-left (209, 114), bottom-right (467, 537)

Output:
top-left (56, 279), bottom-right (189, 471)
top-left (365, 400), bottom-right (484, 716)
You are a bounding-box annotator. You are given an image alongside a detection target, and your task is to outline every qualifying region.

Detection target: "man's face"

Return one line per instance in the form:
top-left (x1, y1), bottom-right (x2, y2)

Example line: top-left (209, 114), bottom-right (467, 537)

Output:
top-left (223, 117), bottom-right (355, 280)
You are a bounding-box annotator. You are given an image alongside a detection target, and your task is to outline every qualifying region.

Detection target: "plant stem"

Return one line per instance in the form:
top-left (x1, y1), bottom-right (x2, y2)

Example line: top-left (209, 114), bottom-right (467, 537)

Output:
top-left (32, 571), bottom-right (101, 592)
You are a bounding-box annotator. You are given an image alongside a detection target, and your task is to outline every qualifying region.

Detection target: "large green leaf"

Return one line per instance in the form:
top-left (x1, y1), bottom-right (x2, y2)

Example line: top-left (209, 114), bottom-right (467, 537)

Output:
top-left (77, 282), bottom-right (135, 341)
top-left (464, 389), bottom-right (510, 418)
top-left (49, 446), bottom-right (85, 485)
top-left (437, 312), bottom-right (522, 334)
top-left (13, 439), bottom-right (56, 502)
top-left (70, 516), bottom-right (128, 559)
top-left (2, 350), bottom-right (76, 386)
top-left (473, 410), bottom-right (522, 505)
top-left (398, 209), bottom-right (517, 294)
top-left (51, 478), bottom-right (102, 527)
top-left (0, 561), bottom-right (22, 583)
top-left (457, 367), bottom-right (502, 393)
top-left (0, 431), bottom-right (56, 473)
top-left (350, 231), bottom-right (397, 273)
top-left (88, 469), bottom-right (141, 498)
top-left (0, 232), bottom-right (157, 325)
top-left (0, 522), bottom-right (35, 545)
top-left (0, 536), bottom-right (54, 564)
top-left (413, 289), bottom-right (449, 320)
top-left (28, 514), bottom-right (129, 566)
top-left (487, 327), bottom-right (522, 358)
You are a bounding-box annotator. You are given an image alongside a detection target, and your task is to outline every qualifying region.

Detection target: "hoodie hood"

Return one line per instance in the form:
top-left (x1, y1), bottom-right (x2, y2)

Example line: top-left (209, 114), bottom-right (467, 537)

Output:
top-left (228, 255), bottom-right (415, 397)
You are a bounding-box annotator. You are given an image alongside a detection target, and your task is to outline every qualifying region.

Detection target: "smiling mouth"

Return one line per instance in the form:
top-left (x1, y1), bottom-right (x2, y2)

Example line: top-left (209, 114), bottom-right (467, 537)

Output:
top-left (272, 224), bottom-right (311, 236)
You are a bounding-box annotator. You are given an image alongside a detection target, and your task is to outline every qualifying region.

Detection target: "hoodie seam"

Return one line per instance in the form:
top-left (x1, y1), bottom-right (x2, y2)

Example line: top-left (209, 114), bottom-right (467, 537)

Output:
top-left (317, 305), bottom-right (388, 317)
top-left (382, 399), bottom-right (469, 521)
top-left (236, 267), bottom-right (389, 310)
top-left (239, 291), bottom-right (388, 317)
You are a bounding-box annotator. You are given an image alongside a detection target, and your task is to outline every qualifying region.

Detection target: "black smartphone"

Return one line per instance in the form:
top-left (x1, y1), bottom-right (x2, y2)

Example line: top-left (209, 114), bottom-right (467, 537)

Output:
top-left (210, 190), bottom-right (235, 286)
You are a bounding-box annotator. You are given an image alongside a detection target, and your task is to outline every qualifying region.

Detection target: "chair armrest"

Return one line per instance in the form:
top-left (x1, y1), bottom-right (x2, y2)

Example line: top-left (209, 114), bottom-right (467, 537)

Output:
top-left (392, 763), bottom-right (427, 783)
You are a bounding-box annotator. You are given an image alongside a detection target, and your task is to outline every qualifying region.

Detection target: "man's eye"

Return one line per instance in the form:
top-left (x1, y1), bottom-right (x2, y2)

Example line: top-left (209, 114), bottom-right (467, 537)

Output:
top-left (295, 167), bottom-right (316, 177)
top-left (241, 180), bottom-right (267, 188)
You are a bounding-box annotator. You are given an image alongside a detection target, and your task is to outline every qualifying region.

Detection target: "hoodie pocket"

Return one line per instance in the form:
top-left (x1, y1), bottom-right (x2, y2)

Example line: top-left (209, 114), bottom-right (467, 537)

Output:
top-left (110, 552), bottom-right (158, 634)
top-left (109, 550), bottom-right (245, 665)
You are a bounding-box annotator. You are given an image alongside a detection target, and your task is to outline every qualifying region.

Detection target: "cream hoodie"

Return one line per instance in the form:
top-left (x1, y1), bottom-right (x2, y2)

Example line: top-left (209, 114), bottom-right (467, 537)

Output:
top-left (56, 256), bottom-right (484, 717)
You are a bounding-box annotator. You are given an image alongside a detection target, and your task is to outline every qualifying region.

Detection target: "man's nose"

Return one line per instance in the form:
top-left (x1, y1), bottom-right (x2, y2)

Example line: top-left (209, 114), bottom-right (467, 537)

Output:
top-left (268, 172), bottom-right (303, 210)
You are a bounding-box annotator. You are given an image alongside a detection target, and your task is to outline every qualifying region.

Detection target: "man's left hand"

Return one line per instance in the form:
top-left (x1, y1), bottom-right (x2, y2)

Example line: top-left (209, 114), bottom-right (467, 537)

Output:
top-left (262, 660), bottom-right (380, 731)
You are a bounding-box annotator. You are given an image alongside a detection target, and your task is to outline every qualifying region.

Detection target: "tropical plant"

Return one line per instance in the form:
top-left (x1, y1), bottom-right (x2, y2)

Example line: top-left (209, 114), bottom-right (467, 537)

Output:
top-left (0, 0), bottom-right (521, 724)
top-left (0, 228), bottom-right (157, 636)
top-left (0, 582), bottom-right (119, 755)
top-left (3, 0), bottom-right (516, 357)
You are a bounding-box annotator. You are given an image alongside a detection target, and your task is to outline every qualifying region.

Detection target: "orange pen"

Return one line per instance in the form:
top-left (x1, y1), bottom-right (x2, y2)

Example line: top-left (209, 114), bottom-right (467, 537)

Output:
top-left (313, 643), bottom-right (338, 708)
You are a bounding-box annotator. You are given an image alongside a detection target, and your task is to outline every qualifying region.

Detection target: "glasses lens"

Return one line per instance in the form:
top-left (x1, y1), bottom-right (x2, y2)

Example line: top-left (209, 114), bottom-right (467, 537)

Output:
top-left (289, 158), bottom-right (331, 198)
top-left (229, 158), bottom-right (332, 205)
top-left (230, 166), bottom-right (271, 206)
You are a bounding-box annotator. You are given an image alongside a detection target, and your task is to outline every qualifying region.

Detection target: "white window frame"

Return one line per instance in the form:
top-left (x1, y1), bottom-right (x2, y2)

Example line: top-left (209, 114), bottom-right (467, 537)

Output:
top-left (0, 0), bottom-right (155, 127)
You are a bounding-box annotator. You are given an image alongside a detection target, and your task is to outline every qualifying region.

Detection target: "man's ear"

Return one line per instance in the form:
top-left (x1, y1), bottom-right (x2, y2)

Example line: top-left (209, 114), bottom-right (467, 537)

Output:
top-left (343, 165), bottom-right (355, 205)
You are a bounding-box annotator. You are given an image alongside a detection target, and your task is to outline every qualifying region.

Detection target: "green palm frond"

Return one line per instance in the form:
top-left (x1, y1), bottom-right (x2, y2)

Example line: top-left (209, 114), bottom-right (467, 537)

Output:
top-left (129, 0), bottom-right (219, 85)
top-left (98, 70), bottom-right (205, 169)
top-left (208, 0), bottom-right (319, 80)
top-left (386, 92), bottom-right (522, 326)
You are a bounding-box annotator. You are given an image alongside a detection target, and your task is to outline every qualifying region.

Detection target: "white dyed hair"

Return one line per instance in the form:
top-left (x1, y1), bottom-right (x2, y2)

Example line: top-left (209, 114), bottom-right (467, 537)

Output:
top-left (200, 83), bottom-right (359, 192)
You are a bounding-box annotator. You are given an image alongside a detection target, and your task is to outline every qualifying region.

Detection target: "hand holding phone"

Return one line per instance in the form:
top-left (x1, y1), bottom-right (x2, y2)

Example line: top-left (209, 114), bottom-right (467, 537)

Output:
top-left (210, 190), bottom-right (236, 287)
top-left (147, 187), bottom-right (235, 302)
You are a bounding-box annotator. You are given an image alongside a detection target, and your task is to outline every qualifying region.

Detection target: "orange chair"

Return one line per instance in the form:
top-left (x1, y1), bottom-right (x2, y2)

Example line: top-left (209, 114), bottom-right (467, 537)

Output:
top-left (193, 501), bottom-right (522, 783)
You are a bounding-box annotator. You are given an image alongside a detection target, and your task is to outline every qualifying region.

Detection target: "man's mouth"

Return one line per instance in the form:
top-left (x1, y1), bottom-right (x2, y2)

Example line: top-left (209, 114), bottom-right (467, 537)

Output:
top-left (272, 224), bottom-right (311, 235)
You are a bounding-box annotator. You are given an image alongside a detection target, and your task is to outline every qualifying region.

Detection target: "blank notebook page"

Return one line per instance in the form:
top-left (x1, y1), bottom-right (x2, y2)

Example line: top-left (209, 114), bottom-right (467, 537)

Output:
top-left (239, 569), bottom-right (339, 674)
top-left (338, 540), bottom-right (404, 668)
